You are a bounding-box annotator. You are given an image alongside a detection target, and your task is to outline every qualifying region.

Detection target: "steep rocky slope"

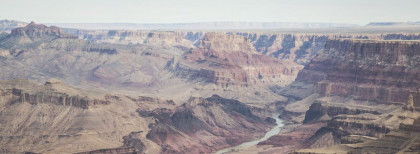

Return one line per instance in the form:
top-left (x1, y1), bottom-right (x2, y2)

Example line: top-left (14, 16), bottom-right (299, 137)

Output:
top-left (141, 95), bottom-right (274, 153)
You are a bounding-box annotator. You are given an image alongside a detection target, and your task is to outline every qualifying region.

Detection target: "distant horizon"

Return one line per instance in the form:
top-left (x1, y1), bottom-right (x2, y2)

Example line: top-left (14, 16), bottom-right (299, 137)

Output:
top-left (5, 19), bottom-right (420, 26)
top-left (5, 19), bottom-right (420, 31)
top-left (3, 19), bottom-right (361, 25)
top-left (1, 0), bottom-right (419, 25)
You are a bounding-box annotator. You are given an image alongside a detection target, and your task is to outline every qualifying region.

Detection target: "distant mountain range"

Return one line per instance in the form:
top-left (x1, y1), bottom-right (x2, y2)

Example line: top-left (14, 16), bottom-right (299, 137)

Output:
top-left (367, 22), bottom-right (420, 26)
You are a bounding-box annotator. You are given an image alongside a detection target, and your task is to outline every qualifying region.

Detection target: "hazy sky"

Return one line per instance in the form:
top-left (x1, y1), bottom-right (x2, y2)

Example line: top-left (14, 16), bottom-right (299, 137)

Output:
top-left (1, 0), bottom-right (419, 25)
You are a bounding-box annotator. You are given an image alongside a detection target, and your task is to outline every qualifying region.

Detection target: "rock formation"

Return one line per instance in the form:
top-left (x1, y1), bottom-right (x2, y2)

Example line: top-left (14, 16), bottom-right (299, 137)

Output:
top-left (235, 33), bottom-right (420, 65)
top-left (252, 38), bottom-right (420, 153)
top-left (167, 32), bottom-right (303, 88)
top-left (142, 95), bottom-right (274, 153)
top-left (299, 39), bottom-right (420, 104)
top-left (11, 21), bottom-right (77, 39)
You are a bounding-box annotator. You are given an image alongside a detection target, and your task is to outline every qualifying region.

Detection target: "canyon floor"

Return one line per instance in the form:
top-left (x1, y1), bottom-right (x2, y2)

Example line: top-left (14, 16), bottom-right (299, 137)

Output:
top-left (0, 20), bottom-right (419, 153)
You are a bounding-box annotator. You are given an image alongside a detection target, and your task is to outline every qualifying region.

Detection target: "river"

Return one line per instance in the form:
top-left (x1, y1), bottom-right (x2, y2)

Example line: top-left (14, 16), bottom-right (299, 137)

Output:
top-left (215, 113), bottom-right (284, 154)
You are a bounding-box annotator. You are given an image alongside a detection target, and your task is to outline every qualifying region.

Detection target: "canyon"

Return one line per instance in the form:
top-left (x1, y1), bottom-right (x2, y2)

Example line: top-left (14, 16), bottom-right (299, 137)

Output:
top-left (0, 21), bottom-right (419, 154)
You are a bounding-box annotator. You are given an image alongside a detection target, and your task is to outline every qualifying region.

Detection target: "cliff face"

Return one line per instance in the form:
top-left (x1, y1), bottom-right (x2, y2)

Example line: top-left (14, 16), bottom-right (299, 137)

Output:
top-left (10, 88), bottom-right (110, 109)
top-left (296, 39), bottom-right (420, 148)
top-left (256, 38), bottom-right (420, 153)
top-left (167, 32), bottom-right (303, 87)
top-left (0, 79), bottom-right (111, 109)
top-left (235, 33), bottom-right (330, 64)
top-left (297, 39), bottom-right (420, 104)
top-left (235, 33), bottom-right (420, 65)
top-left (198, 32), bottom-right (256, 53)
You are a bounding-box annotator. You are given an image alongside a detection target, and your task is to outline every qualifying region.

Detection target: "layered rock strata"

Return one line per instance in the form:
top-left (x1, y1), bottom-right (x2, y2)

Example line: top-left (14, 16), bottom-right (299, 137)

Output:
top-left (257, 39), bottom-right (420, 153)
top-left (297, 39), bottom-right (420, 104)
top-left (167, 32), bottom-right (303, 87)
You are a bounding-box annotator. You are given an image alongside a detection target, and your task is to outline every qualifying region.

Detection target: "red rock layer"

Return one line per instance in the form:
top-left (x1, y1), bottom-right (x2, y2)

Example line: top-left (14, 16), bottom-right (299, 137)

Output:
top-left (297, 39), bottom-right (420, 104)
top-left (170, 32), bottom-right (303, 87)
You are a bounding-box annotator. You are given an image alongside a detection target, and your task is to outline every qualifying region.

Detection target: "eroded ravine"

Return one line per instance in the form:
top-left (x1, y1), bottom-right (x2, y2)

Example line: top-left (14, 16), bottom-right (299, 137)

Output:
top-left (215, 113), bottom-right (284, 154)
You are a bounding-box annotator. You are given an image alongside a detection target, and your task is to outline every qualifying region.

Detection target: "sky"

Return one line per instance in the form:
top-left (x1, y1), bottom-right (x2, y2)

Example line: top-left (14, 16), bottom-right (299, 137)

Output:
top-left (1, 0), bottom-right (419, 25)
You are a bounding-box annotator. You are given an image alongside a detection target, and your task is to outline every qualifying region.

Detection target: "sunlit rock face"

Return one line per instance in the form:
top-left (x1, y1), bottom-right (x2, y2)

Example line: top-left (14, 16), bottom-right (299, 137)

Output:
top-left (167, 32), bottom-right (303, 88)
top-left (297, 39), bottom-right (420, 104)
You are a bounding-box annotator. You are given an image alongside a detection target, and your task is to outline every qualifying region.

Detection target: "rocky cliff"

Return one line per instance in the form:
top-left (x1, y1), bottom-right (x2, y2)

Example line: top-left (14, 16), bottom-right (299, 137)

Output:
top-left (297, 39), bottom-right (420, 147)
top-left (235, 33), bottom-right (420, 65)
top-left (167, 32), bottom-right (303, 88)
top-left (297, 39), bottom-right (420, 104)
top-left (252, 38), bottom-right (420, 153)
top-left (0, 79), bottom-right (111, 109)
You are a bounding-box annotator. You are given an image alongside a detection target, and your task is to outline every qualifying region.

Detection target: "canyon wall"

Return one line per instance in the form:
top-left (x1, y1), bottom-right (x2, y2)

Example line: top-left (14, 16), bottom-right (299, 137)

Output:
top-left (257, 38), bottom-right (420, 153)
top-left (297, 39), bottom-right (420, 104)
top-left (167, 32), bottom-right (303, 88)
top-left (236, 33), bottom-right (420, 65)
